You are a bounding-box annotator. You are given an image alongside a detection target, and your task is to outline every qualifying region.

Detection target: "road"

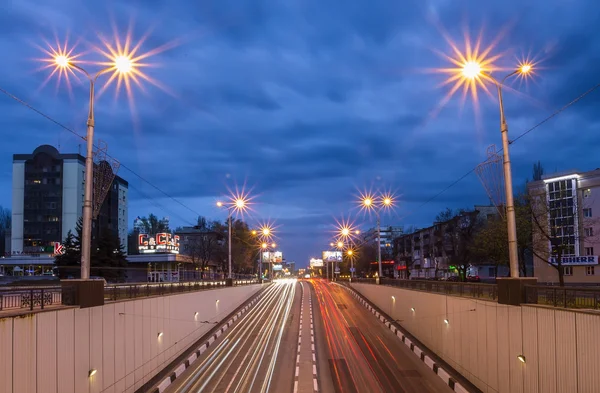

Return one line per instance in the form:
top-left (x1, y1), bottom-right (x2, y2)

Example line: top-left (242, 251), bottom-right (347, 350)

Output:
top-left (165, 279), bottom-right (301, 393)
top-left (311, 279), bottom-right (454, 393)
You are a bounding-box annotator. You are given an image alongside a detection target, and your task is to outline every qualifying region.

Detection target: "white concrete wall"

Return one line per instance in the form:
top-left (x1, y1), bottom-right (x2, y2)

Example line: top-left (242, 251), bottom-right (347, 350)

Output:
top-left (61, 159), bottom-right (84, 240)
top-left (351, 283), bottom-right (600, 393)
top-left (11, 161), bottom-right (25, 253)
top-left (0, 284), bottom-right (264, 393)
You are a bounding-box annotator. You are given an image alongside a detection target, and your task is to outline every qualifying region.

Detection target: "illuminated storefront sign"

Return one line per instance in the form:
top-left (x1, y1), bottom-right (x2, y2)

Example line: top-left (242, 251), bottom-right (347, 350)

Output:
top-left (138, 233), bottom-right (180, 254)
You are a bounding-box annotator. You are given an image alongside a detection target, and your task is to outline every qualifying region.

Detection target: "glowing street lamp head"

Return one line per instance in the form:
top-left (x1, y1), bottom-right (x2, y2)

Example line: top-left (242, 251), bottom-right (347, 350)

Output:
top-left (262, 227), bottom-right (271, 237)
top-left (519, 63), bottom-right (533, 74)
top-left (383, 197), bottom-right (392, 206)
top-left (271, 243), bottom-right (276, 248)
top-left (462, 61), bottom-right (482, 79)
top-left (336, 241), bottom-right (344, 248)
top-left (341, 227), bottom-right (350, 237)
top-left (54, 55), bottom-right (70, 68)
top-left (347, 250), bottom-right (353, 256)
top-left (113, 55), bottom-right (133, 74)
top-left (235, 199), bottom-right (245, 209)
top-left (355, 230), bottom-right (361, 235)
top-left (330, 242), bottom-right (334, 247)
top-left (251, 230), bottom-right (257, 236)
top-left (216, 201), bottom-right (224, 207)
top-left (363, 198), bottom-right (373, 207)
top-left (261, 243), bottom-right (268, 249)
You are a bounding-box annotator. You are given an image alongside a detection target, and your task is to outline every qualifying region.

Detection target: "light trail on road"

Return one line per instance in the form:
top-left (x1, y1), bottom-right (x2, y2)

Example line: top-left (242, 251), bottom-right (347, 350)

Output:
top-left (167, 279), bottom-right (298, 393)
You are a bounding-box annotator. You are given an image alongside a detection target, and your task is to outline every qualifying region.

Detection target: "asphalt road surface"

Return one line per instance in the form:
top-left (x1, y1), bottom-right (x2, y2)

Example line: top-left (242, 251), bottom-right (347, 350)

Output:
top-left (311, 279), bottom-right (454, 393)
top-left (165, 279), bottom-right (300, 393)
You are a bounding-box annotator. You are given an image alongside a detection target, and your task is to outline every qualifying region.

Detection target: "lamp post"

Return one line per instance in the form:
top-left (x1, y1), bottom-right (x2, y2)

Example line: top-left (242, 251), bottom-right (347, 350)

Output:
top-left (253, 225), bottom-right (273, 281)
top-left (217, 197), bottom-right (247, 280)
top-left (361, 195), bottom-right (393, 279)
top-left (460, 61), bottom-right (533, 278)
top-left (51, 55), bottom-right (134, 280)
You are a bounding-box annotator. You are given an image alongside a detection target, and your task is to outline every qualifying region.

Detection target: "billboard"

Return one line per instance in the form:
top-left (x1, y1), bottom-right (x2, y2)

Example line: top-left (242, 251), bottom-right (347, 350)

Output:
top-left (310, 258), bottom-right (324, 268)
top-left (139, 233), bottom-right (180, 254)
top-left (272, 264), bottom-right (283, 271)
top-left (262, 251), bottom-right (283, 263)
top-left (322, 251), bottom-right (342, 262)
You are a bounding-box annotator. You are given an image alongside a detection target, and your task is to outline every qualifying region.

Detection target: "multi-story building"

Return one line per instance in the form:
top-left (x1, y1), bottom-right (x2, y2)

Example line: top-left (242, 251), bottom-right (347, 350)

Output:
top-left (394, 206), bottom-right (496, 279)
top-left (10, 144), bottom-right (128, 258)
top-left (527, 169), bottom-right (600, 284)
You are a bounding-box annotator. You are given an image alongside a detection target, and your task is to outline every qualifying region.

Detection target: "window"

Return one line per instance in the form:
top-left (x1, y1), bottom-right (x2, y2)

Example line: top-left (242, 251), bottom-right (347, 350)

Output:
top-left (584, 208), bottom-right (592, 218)
top-left (564, 266), bottom-right (573, 276)
top-left (585, 247), bottom-right (594, 256)
top-left (587, 266), bottom-right (595, 276)
top-left (585, 228), bottom-right (594, 237)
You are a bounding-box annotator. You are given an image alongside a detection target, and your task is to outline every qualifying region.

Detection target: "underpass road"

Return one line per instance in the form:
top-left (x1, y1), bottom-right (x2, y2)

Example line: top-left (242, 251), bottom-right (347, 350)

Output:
top-left (311, 279), bottom-right (454, 393)
top-left (165, 279), bottom-right (300, 393)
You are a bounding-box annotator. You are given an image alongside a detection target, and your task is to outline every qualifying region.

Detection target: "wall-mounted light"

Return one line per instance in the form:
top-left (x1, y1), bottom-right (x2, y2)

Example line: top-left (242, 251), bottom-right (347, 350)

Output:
top-left (410, 307), bottom-right (415, 312)
top-left (517, 355), bottom-right (526, 363)
top-left (157, 332), bottom-right (163, 339)
top-left (88, 369), bottom-right (97, 378)
top-left (216, 300), bottom-right (220, 303)
top-left (443, 319), bottom-right (449, 325)
top-left (194, 312), bottom-right (199, 317)
top-left (391, 296), bottom-right (395, 300)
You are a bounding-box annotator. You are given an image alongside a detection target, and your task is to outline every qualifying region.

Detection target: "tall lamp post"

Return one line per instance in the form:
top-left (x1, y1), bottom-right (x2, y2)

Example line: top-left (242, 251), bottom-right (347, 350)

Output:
top-left (217, 197), bottom-right (247, 280)
top-left (252, 225), bottom-right (273, 281)
top-left (360, 195), bottom-right (394, 279)
top-left (460, 61), bottom-right (533, 278)
top-left (51, 54), bottom-right (135, 280)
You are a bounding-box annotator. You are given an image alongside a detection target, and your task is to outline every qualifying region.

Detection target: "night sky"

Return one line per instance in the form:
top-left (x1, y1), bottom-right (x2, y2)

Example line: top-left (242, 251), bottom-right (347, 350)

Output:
top-left (1, 0), bottom-right (599, 266)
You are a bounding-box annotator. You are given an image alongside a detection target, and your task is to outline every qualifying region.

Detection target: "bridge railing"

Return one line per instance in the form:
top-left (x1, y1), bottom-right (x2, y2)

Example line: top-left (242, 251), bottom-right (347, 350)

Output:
top-left (0, 286), bottom-right (68, 311)
top-left (104, 279), bottom-right (260, 301)
top-left (352, 277), bottom-right (498, 301)
top-left (524, 285), bottom-right (600, 310)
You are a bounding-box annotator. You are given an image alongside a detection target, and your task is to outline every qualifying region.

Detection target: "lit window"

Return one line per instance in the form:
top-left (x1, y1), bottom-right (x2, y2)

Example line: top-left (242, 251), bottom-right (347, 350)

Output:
top-left (586, 266), bottom-right (595, 276)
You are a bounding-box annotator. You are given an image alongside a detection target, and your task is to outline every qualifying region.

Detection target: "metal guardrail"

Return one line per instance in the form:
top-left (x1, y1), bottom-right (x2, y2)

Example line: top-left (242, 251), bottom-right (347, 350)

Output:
top-left (0, 287), bottom-right (66, 311)
top-left (352, 277), bottom-right (498, 301)
top-left (524, 285), bottom-right (600, 310)
top-left (104, 279), bottom-right (260, 301)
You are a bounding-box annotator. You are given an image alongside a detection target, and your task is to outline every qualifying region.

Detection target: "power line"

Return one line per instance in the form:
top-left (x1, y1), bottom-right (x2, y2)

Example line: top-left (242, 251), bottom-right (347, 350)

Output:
top-left (412, 82), bottom-right (600, 214)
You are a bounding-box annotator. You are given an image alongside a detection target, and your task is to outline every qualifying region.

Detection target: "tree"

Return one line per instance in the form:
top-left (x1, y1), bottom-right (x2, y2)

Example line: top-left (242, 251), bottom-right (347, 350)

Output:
top-left (127, 230), bottom-right (140, 255)
top-left (183, 217), bottom-right (223, 278)
top-left (55, 230), bottom-right (80, 278)
top-left (229, 219), bottom-right (256, 274)
top-left (533, 161), bottom-right (545, 181)
top-left (0, 206), bottom-right (10, 256)
top-left (55, 217), bottom-right (128, 281)
top-left (354, 242), bottom-right (378, 276)
top-left (445, 210), bottom-right (482, 281)
top-left (138, 214), bottom-right (170, 234)
top-left (435, 208), bottom-right (455, 223)
top-left (93, 228), bottom-right (128, 282)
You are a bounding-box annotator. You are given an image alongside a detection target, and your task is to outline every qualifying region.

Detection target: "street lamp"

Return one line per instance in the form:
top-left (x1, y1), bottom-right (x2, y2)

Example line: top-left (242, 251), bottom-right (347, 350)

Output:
top-left (48, 50), bottom-right (136, 280)
top-left (460, 61), bottom-right (533, 278)
top-left (360, 193), bottom-right (395, 279)
top-left (252, 224), bottom-right (274, 280)
top-left (216, 196), bottom-right (247, 280)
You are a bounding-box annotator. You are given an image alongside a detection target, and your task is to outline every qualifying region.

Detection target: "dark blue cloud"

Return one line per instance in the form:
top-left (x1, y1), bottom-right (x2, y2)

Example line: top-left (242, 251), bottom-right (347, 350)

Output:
top-left (0, 0), bottom-right (599, 266)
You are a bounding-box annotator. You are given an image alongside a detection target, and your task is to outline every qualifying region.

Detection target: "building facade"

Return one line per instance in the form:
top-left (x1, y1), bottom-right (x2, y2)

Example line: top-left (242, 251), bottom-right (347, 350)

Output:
top-left (528, 169), bottom-right (600, 284)
top-left (10, 145), bottom-right (128, 258)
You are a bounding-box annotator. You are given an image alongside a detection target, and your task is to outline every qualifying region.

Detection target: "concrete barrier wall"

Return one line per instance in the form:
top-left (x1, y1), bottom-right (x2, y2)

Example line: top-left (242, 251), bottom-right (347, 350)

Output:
top-left (351, 283), bottom-right (600, 393)
top-left (0, 284), bottom-right (265, 393)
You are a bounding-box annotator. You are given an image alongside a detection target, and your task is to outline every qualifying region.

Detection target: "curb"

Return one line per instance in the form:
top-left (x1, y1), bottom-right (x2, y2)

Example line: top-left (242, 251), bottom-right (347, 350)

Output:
top-left (339, 284), bottom-right (474, 393)
top-left (150, 293), bottom-right (265, 393)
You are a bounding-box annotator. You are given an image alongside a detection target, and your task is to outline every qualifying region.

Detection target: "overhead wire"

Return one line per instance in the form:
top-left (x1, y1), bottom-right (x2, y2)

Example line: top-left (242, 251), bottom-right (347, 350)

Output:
top-left (0, 86), bottom-right (265, 249)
